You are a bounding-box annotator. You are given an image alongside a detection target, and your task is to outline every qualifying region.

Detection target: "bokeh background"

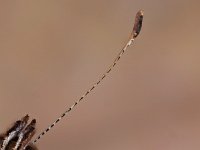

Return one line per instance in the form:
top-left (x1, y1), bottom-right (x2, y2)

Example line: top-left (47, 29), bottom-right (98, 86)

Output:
top-left (0, 0), bottom-right (200, 150)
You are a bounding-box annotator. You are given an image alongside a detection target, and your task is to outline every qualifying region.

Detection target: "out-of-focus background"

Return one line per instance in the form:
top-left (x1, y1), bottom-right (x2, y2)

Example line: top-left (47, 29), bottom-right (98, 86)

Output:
top-left (0, 0), bottom-right (200, 150)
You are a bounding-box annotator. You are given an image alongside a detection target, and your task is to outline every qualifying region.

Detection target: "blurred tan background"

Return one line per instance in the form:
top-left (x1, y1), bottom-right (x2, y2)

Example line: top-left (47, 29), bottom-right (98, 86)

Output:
top-left (0, 0), bottom-right (200, 150)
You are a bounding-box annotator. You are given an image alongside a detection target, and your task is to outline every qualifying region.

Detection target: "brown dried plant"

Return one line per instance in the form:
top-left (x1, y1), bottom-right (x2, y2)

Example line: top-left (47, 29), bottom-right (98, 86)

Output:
top-left (0, 10), bottom-right (144, 150)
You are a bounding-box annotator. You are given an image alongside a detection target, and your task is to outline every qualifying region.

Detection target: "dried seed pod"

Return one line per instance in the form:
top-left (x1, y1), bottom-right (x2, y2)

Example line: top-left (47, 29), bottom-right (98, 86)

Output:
top-left (132, 10), bottom-right (144, 38)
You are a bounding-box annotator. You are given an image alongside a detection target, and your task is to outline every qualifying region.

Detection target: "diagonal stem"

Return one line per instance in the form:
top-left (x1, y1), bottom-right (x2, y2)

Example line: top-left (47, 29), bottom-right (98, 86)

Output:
top-left (32, 10), bottom-right (144, 145)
